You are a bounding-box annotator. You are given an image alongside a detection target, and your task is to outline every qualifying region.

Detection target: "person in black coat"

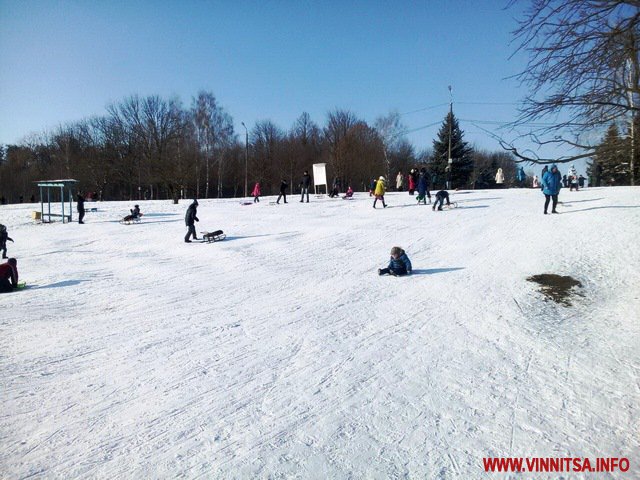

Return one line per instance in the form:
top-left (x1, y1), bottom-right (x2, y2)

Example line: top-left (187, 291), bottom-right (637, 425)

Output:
top-left (77, 193), bottom-right (85, 224)
top-left (0, 224), bottom-right (14, 259)
top-left (300, 171), bottom-right (311, 203)
top-left (184, 199), bottom-right (199, 243)
top-left (432, 190), bottom-right (450, 211)
top-left (416, 168), bottom-right (431, 204)
top-left (276, 180), bottom-right (288, 204)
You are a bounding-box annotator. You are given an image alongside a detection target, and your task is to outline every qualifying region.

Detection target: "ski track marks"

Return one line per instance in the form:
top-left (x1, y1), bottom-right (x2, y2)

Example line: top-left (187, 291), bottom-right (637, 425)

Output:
top-left (1, 188), bottom-right (639, 478)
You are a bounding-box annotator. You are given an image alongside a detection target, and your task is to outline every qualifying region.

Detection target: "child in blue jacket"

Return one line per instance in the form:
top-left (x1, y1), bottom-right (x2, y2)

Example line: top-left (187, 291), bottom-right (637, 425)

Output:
top-left (378, 246), bottom-right (412, 276)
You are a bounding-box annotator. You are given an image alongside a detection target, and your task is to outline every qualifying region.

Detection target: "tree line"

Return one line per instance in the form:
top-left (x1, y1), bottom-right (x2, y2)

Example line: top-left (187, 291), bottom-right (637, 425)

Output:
top-left (0, 91), bottom-right (524, 204)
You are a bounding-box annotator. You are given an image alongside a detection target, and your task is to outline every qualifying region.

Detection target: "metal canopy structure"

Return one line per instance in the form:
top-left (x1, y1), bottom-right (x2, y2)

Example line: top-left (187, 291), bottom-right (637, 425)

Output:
top-left (36, 179), bottom-right (78, 223)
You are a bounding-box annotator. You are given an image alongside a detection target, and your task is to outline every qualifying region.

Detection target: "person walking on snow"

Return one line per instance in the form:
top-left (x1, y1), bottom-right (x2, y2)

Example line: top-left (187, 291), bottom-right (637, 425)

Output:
top-left (300, 171), bottom-right (311, 202)
top-left (495, 168), bottom-right (505, 187)
top-left (373, 176), bottom-right (387, 208)
top-left (184, 199), bottom-right (199, 242)
top-left (532, 175), bottom-right (540, 189)
top-left (251, 182), bottom-right (261, 203)
top-left (0, 224), bottom-right (14, 259)
top-left (408, 169), bottom-right (417, 195)
top-left (378, 247), bottom-right (412, 276)
top-left (416, 168), bottom-right (431, 204)
top-left (542, 164), bottom-right (562, 214)
top-left (276, 179), bottom-right (288, 204)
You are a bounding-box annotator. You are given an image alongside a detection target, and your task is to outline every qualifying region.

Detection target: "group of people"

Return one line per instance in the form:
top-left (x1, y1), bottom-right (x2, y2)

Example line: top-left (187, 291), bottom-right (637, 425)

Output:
top-left (394, 168), bottom-right (434, 197)
top-left (250, 171), bottom-right (353, 205)
top-left (373, 172), bottom-right (451, 210)
top-left (564, 165), bottom-right (585, 191)
top-left (538, 163), bottom-right (587, 214)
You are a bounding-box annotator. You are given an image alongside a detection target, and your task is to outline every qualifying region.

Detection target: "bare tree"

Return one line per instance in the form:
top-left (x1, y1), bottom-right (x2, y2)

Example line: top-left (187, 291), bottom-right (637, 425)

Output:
top-left (505, 0), bottom-right (640, 184)
top-left (108, 95), bottom-right (186, 203)
top-left (252, 120), bottom-right (285, 194)
top-left (323, 109), bottom-right (359, 180)
top-left (374, 110), bottom-right (407, 181)
top-left (191, 92), bottom-right (234, 198)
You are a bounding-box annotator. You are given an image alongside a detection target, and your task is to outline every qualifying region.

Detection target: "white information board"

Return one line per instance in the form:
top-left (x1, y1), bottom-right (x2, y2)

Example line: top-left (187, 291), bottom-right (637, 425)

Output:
top-left (312, 163), bottom-right (327, 193)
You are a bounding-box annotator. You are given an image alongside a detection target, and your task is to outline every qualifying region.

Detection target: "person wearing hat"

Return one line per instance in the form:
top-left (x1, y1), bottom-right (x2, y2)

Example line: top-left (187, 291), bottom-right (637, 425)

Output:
top-left (0, 257), bottom-right (18, 293)
top-left (373, 176), bottom-right (387, 208)
top-left (130, 204), bottom-right (141, 219)
top-left (378, 247), bottom-right (412, 276)
top-left (568, 164), bottom-right (579, 191)
top-left (184, 199), bottom-right (200, 242)
top-left (542, 164), bottom-right (562, 214)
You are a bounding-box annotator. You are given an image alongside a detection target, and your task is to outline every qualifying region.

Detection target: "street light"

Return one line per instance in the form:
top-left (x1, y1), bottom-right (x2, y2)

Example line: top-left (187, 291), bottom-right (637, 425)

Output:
top-left (447, 85), bottom-right (453, 189)
top-left (241, 122), bottom-right (248, 198)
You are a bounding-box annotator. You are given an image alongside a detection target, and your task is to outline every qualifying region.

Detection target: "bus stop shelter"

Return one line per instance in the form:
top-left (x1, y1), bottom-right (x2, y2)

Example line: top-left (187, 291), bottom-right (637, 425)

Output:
top-left (36, 179), bottom-right (78, 223)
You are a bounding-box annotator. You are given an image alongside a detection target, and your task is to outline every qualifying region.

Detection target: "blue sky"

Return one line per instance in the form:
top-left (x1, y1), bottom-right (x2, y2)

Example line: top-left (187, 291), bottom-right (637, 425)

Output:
top-left (0, 0), bottom-right (576, 165)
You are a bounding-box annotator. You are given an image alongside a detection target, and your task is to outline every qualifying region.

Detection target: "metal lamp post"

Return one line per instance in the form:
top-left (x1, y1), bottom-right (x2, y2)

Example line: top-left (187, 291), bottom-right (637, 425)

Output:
top-left (241, 122), bottom-right (248, 198)
top-left (447, 85), bottom-right (453, 189)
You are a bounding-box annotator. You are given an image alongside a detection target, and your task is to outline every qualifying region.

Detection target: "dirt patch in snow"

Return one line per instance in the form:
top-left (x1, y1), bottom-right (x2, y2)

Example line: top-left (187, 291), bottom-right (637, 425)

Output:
top-left (527, 274), bottom-right (583, 306)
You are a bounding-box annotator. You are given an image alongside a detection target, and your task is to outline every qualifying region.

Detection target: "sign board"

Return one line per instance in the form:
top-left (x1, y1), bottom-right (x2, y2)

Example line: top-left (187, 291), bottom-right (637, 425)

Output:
top-left (312, 163), bottom-right (327, 193)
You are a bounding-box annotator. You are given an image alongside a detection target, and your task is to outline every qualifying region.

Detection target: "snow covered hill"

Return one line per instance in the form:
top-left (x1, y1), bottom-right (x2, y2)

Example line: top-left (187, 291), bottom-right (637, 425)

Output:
top-left (1, 187), bottom-right (639, 478)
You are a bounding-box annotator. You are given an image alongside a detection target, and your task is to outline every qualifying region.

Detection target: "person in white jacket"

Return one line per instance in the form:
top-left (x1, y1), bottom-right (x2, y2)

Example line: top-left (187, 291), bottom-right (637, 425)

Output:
top-left (532, 175), bottom-right (540, 188)
top-left (568, 165), bottom-right (579, 191)
top-left (495, 168), bottom-right (505, 187)
top-left (395, 171), bottom-right (404, 191)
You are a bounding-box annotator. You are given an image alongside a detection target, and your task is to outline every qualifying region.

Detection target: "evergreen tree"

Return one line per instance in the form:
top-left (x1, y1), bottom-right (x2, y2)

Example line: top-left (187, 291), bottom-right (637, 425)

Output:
top-left (587, 123), bottom-right (634, 186)
top-left (431, 111), bottom-right (473, 189)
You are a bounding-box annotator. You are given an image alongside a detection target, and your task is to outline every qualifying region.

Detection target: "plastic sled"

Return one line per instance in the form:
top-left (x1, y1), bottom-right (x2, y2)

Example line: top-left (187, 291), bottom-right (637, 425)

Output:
top-left (201, 230), bottom-right (226, 242)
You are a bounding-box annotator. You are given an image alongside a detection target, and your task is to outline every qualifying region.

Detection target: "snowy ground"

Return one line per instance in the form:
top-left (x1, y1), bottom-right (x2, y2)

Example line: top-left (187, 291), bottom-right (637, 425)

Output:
top-left (1, 187), bottom-right (639, 479)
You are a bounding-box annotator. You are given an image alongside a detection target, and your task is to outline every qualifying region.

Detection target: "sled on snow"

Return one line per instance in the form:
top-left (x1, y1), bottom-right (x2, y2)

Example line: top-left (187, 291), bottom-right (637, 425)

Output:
top-left (120, 213), bottom-right (143, 225)
top-left (200, 230), bottom-right (226, 242)
top-left (433, 202), bottom-right (458, 211)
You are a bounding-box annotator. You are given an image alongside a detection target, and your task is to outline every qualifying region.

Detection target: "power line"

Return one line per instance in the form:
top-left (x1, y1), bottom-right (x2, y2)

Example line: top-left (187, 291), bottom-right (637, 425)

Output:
top-left (400, 101), bottom-right (519, 116)
top-left (460, 118), bottom-right (558, 127)
top-left (400, 103), bottom-right (448, 115)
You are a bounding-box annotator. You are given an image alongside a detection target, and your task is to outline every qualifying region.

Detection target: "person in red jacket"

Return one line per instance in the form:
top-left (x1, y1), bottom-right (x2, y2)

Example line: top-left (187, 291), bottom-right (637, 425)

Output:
top-left (251, 182), bottom-right (261, 203)
top-left (0, 258), bottom-right (18, 293)
top-left (408, 169), bottom-right (417, 195)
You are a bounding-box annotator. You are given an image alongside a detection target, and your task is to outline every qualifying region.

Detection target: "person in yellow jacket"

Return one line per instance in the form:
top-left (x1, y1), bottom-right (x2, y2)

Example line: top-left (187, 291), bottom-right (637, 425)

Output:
top-left (373, 176), bottom-right (387, 208)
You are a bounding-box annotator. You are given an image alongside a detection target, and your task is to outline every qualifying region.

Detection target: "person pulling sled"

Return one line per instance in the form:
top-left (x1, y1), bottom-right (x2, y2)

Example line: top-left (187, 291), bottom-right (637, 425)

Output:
top-left (184, 199), bottom-right (200, 242)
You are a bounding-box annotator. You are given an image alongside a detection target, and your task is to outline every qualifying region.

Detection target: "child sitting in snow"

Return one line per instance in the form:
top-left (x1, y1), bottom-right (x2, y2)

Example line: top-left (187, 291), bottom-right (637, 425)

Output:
top-left (378, 246), bottom-right (412, 276)
top-left (342, 186), bottom-right (354, 199)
